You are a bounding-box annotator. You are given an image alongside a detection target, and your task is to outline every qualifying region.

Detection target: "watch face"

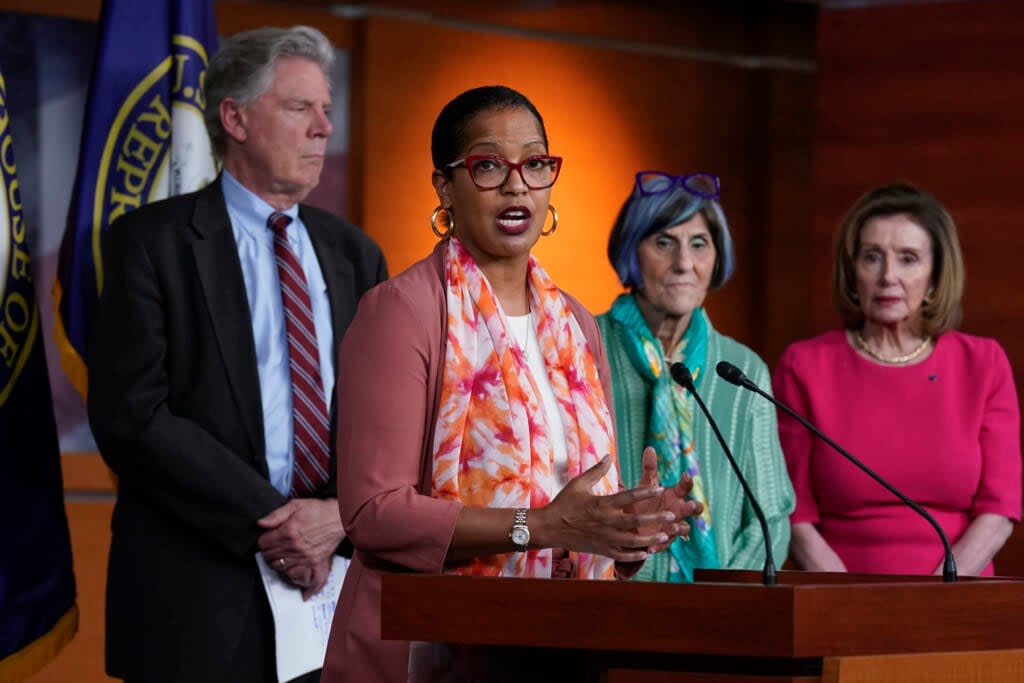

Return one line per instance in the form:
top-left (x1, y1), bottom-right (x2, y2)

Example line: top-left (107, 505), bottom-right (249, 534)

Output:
top-left (511, 527), bottom-right (530, 547)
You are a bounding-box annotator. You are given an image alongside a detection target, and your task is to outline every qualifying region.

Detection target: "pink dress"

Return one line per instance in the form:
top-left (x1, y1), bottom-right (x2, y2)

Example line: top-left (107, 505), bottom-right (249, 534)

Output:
top-left (772, 329), bottom-right (1021, 575)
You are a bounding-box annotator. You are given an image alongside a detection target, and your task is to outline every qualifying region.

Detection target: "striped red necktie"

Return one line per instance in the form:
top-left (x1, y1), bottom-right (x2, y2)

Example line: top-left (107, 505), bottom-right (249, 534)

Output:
top-left (267, 211), bottom-right (331, 497)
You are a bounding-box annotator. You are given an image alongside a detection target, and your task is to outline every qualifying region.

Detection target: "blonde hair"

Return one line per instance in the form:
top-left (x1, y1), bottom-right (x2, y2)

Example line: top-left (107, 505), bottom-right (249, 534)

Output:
top-left (832, 183), bottom-right (964, 336)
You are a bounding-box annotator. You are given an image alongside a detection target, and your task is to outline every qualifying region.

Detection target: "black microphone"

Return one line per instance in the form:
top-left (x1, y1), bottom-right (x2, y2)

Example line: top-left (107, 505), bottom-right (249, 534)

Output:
top-left (669, 362), bottom-right (777, 586)
top-left (716, 360), bottom-right (958, 583)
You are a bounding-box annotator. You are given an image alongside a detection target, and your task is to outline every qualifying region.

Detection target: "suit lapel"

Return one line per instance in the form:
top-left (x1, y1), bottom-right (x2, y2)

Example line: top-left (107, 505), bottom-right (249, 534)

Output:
top-left (190, 180), bottom-right (267, 469)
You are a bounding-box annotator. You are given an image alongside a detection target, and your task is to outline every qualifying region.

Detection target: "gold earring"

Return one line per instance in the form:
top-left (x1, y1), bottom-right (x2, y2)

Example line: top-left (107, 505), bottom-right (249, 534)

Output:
top-left (431, 206), bottom-right (454, 238)
top-left (923, 287), bottom-right (935, 305)
top-left (540, 204), bottom-right (558, 237)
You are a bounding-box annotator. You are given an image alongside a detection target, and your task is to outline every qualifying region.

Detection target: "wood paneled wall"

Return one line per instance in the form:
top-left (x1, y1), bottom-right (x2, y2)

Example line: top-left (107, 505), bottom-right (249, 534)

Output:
top-left (0, 1), bottom-right (816, 680)
top-left (814, 0), bottom-right (1024, 575)
top-left (9, 5), bottom-right (1022, 680)
top-left (357, 18), bottom-right (767, 345)
top-left (350, 5), bottom-right (816, 351)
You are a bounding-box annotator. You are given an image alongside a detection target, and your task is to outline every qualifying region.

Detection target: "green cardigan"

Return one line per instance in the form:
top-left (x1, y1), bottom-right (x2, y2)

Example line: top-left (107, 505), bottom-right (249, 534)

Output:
top-left (597, 312), bottom-right (794, 581)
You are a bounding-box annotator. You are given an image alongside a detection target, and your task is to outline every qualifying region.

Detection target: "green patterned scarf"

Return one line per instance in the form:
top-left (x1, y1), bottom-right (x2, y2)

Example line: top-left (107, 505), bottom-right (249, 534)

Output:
top-left (607, 293), bottom-right (719, 582)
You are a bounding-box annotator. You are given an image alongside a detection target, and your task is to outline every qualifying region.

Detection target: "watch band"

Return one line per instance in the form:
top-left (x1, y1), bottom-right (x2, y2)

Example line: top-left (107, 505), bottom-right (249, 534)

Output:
top-left (513, 508), bottom-right (527, 527)
top-left (510, 507), bottom-right (530, 552)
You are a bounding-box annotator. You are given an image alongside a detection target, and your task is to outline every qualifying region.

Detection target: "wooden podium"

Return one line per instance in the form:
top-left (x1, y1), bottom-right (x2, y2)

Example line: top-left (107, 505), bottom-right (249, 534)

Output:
top-left (381, 569), bottom-right (1024, 682)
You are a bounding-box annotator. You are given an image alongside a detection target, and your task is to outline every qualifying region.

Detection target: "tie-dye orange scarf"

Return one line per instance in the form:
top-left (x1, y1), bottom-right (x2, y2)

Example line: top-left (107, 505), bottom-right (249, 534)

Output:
top-left (431, 238), bottom-right (617, 579)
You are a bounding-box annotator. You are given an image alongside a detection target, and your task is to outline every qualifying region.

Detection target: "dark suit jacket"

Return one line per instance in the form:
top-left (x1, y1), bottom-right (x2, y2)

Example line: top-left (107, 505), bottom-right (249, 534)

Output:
top-left (87, 178), bottom-right (387, 682)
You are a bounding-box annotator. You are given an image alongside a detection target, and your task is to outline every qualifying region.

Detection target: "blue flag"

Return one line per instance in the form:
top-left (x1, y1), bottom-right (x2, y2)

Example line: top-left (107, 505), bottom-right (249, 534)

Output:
top-left (54, 0), bottom-right (218, 395)
top-left (0, 69), bottom-right (78, 682)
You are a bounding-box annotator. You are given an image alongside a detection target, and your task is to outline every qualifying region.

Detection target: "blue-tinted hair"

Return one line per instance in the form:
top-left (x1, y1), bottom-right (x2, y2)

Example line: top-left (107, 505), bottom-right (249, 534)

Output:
top-left (607, 182), bottom-right (735, 291)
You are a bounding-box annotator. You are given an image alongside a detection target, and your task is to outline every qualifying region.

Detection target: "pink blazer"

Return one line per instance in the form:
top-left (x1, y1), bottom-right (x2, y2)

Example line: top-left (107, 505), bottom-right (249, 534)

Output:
top-left (321, 241), bottom-right (616, 683)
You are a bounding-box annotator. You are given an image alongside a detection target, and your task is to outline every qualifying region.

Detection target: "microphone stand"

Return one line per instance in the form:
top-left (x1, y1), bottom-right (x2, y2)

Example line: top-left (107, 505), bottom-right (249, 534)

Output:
top-left (669, 362), bottom-right (777, 586)
top-left (716, 361), bottom-right (957, 583)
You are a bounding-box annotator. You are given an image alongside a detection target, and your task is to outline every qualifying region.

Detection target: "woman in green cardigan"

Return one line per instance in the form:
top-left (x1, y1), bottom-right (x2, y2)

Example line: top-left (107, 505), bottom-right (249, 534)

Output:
top-left (597, 171), bottom-right (794, 582)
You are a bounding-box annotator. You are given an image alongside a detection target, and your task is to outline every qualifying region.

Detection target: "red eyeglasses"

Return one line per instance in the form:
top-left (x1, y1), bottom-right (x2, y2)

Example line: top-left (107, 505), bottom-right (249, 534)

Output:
top-left (446, 155), bottom-right (563, 190)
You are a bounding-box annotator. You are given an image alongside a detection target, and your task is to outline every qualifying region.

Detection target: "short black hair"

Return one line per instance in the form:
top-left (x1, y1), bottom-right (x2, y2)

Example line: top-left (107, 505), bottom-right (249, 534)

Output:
top-left (431, 85), bottom-right (548, 171)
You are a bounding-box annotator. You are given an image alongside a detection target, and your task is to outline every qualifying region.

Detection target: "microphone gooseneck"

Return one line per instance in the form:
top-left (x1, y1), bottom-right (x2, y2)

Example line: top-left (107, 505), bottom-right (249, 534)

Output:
top-left (715, 360), bottom-right (958, 583)
top-left (669, 362), bottom-right (777, 586)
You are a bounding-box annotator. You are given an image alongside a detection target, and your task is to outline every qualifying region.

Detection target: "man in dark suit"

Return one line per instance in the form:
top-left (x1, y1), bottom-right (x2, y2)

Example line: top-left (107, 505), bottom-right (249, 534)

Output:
top-left (87, 25), bottom-right (386, 683)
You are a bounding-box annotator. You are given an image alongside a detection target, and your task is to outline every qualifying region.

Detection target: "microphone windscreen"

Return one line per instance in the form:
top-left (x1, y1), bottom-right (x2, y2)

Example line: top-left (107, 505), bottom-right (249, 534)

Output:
top-left (669, 362), bottom-right (693, 389)
top-left (716, 361), bottom-right (747, 386)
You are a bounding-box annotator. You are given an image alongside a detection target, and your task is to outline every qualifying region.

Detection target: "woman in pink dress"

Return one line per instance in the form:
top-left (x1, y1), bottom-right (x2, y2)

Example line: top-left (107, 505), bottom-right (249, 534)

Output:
top-left (773, 183), bottom-right (1021, 576)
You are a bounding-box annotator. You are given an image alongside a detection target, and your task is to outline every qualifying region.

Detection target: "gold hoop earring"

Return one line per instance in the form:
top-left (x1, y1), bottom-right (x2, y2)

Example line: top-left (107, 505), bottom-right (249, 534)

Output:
top-left (923, 287), bottom-right (935, 306)
top-left (540, 204), bottom-right (558, 237)
top-left (431, 206), bottom-right (454, 238)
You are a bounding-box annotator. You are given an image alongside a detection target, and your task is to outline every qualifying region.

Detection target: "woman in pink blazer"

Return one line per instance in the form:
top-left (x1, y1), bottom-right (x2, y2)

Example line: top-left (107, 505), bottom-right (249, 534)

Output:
top-left (321, 86), bottom-right (700, 683)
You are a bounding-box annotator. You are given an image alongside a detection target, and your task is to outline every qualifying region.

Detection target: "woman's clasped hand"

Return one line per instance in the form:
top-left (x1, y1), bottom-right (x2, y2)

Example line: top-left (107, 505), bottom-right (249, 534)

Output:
top-left (532, 448), bottom-right (701, 562)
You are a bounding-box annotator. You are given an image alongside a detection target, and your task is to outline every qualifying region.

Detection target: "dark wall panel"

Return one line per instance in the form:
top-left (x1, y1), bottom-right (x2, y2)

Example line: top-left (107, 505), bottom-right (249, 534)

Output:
top-left (815, 0), bottom-right (1024, 575)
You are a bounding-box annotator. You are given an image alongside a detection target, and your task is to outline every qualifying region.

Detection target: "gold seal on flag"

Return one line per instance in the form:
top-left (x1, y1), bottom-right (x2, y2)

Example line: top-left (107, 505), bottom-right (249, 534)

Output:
top-left (0, 72), bottom-right (40, 405)
top-left (91, 34), bottom-right (216, 294)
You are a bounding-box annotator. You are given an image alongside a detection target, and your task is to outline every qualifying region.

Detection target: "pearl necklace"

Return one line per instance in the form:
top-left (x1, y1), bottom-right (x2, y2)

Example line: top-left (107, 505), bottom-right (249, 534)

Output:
top-left (854, 332), bottom-right (932, 365)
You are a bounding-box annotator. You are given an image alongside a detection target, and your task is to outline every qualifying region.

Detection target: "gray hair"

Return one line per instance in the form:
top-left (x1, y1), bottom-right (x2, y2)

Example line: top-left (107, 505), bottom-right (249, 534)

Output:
top-left (204, 25), bottom-right (335, 159)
